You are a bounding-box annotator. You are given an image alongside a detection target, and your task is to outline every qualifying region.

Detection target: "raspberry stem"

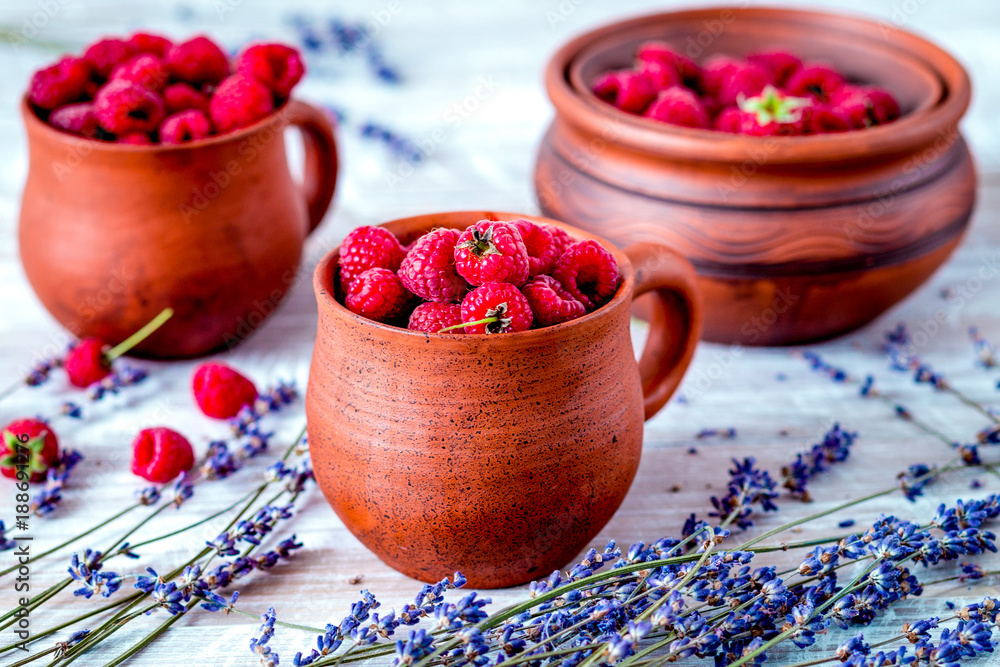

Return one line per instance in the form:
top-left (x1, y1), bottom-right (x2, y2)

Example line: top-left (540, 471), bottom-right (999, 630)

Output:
top-left (105, 308), bottom-right (174, 361)
top-left (437, 316), bottom-right (497, 333)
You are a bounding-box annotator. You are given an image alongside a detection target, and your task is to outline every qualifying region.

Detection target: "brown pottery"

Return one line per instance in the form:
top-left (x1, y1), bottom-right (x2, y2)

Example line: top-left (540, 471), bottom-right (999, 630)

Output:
top-left (306, 211), bottom-right (702, 588)
top-left (534, 7), bottom-right (976, 345)
top-left (19, 98), bottom-right (337, 358)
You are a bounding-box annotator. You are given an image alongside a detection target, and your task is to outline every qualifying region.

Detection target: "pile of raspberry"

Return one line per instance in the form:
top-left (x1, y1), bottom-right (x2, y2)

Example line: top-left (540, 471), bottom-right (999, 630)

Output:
top-left (592, 42), bottom-right (900, 136)
top-left (338, 220), bottom-right (621, 334)
top-left (26, 31), bottom-right (306, 144)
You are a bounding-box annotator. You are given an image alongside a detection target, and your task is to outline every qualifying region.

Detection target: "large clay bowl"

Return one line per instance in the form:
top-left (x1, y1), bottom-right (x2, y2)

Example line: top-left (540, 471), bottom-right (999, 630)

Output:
top-left (307, 211), bottom-right (703, 588)
top-left (534, 6), bottom-right (976, 345)
top-left (18, 98), bottom-right (338, 358)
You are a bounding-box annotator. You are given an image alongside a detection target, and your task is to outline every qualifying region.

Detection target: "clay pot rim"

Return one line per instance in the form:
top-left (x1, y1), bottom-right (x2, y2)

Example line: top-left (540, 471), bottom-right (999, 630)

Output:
top-left (20, 95), bottom-right (303, 152)
top-left (545, 5), bottom-right (972, 164)
top-left (313, 211), bottom-right (636, 341)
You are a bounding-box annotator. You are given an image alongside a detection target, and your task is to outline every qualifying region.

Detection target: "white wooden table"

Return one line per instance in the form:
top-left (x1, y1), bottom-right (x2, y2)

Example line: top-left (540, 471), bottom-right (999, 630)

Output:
top-left (1, 0), bottom-right (999, 664)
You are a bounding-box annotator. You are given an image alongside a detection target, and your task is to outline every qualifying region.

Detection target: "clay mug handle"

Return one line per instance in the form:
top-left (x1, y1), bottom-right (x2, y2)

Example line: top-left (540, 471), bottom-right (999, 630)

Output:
top-left (624, 243), bottom-right (703, 420)
top-left (285, 99), bottom-right (338, 234)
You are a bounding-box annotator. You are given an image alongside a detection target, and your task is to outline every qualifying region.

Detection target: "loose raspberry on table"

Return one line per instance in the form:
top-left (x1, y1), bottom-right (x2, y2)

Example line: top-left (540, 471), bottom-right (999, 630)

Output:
top-left (64, 338), bottom-right (111, 388)
top-left (338, 226), bottom-right (406, 289)
top-left (785, 64), bottom-right (846, 103)
top-left (48, 103), bottom-right (99, 138)
top-left (460, 282), bottom-right (533, 334)
top-left (345, 268), bottom-right (412, 323)
top-left (236, 43), bottom-right (306, 99)
top-left (27, 56), bottom-right (91, 110)
top-left (164, 82), bottom-right (209, 114)
top-left (636, 41), bottom-right (702, 87)
top-left (644, 86), bottom-right (710, 129)
top-left (93, 80), bottom-right (165, 135)
top-left (553, 240), bottom-right (620, 311)
top-left (512, 219), bottom-right (559, 277)
top-left (192, 361), bottom-right (258, 419)
top-left (126, 32), bottom-right (173, 58)
top-left (208, 74), bottom-right (275, 133)
top-left (131, 427), bottom-right (194, 483)
top-left (398, 228), bottom-right (469, 303)
top-left (110, 54), bottom-right (168, 91)
top-left (159, 109), bottom-right (212, 144)
top-left (747, 50), bottom-right (802, 87)
top-left (165, 35), bottom-right (230, 86)
top-left (592, 70), bottom-right (656, 114)
top-left (83, 38), bottom-right (135, 79)
top-left (408, 302), bottom-right (464, 334)
top-left (454, 220), bottom-right (530, 287)
top-left (1, 418), bottom-right (59, 483)
top-left (521, 274), bottom-right (587, 327)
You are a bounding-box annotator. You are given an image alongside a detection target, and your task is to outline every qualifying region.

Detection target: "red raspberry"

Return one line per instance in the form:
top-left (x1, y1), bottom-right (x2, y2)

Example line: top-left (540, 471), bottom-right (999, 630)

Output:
top-left (398, 228), bottom-right (469, 303)
top-left (119, 132), bottom-right (152, 145)
top-left (803, 103), bottom-right (851, 134)
top-left (110, 54), bottom-right (168, 91)
top-left (64, 338), bottom-right (111, 388)
top-left (126, 31), bottom-right (173, 58)
top-left (635, 59), bottom-right (681, 90)
top-left (27, 56), bottom-right (91, 110)
top-left (192, 361), bottom-right (258, 419)
top-left (831, 85), bottom-right (900, 127)
top-left (345, 268), bottom-right (411, 323)
top-left (165, 35), bottom-right (230, 86)
top-left (460, 282), bottom-right (533, 334)
top-left (521, 275), bottom-right (587, 327)
top-left (338, 226), bottom-right (406, 289)
top-left (747, 50), bottom-right (802, 87)
top-left (636, 41), bottom-right (701, 87)
top-left (728, 86), bottom-right (811, 136)
top-left (2, 418), bottom-right (59, 483)
top-left (83, 38), bottom-right (135, 80)
top-left (714, 107), bottom-right (742, 133)
top-left (511, 219), bottom-right (559, 277)
top-left (865, 88), bottom-right (901, 125)
top-left (544, 225), bottom-right (574, 258)
top-left (94, 80), bottom-right (165, 135)
top-left (553, 240), bottom-right (620, 311)
top-left (407, 302), bottom-right (464, 334)
top-left (236, 43), bottom-right (306, 99)
top-left (48, 103), bottom-right (99, 138)
top-left (786, 64), bottom-right (846, 103)
top-left (700, 55), bottom-right (742, 98)
top-left (644, 86), bottom-right (710, 129)
top-left (455, 220), bottom-right (529, 287)
top-left (131, 427), bottom-right (194, 483)
top-left (164, 82), bottom-right (209, 114)
top-left (208, 74), bottom-right (274, 133)
top-left (716, 63), bottom-right (770, 108)
top-left (159, 109), bottom-right (211, 144)
top-left (592, 70), bottom-right (656, 114)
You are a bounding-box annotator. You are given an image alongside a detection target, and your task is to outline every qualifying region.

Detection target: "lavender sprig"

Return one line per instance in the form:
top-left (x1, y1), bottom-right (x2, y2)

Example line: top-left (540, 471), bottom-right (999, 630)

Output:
top-left (30, 449), bottom-right (83, 517)
top-left (781, 424), bottom-right (857, 501)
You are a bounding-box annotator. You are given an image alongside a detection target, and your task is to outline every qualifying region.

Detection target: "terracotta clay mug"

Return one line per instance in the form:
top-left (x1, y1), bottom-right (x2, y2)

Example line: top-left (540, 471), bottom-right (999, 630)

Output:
top-left (307, 211), bottom-right (702, 588)
top-left (18, 98), bottom-right (337, 358)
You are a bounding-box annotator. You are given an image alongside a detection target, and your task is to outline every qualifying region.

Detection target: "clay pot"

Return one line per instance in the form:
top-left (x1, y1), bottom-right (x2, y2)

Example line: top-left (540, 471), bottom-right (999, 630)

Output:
top-left (18, 98), bottom-right (337, 358)
top-left (534, 7), bottom-right (976, 345)
top-left (307, 211), bottom-right (702, 588)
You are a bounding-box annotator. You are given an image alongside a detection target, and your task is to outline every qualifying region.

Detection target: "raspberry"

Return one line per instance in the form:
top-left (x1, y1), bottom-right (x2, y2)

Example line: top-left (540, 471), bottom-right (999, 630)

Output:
top-left (345, 268), bottom-right (411, 323)
top-left (636, 41), bottom-right (701, 87)
top-left (511, 219), bottom-right (559, 277)
top-left (1, 418), bottom-right (59, 483)
top-left (131, 427), bottom-right (194, 483)
top-left (553, 240), bottom-right (620, 311)
top-left (93, 80), bottom-right (165, 135)
top-left (831, 85), bottom-right (900, 127)
top-left (48, 103), bottom-right (99, 138)
top-left (730, 86), bottom-right (811, 136)
top-left (119, 132), bottom-right (152, 145)
top-left (126, 32), bottom-right (173, 58)
top-left (786, 64), bottom-right (846, 103)
top-left (407, 302), bottom-right (464, 334)
top-left (165, 35), bottom-right (230, 86)
top-left (236, 43), bottom-right (306, 98)
top-left (110, 54), bottom-right (168, 91)
top-left (83, 38), bottom-right (135, 80)
top-left (460, 282), bottom-right (533, 334)
top-left (803, 103), bottom-right (851, 134)
top-left (716, 63), bottom-right (770, 108)
top-left (27, 56), bottom-right (91, 110)
top-left (164, 82), bottom-right (209, 114)
top-left (700, 55), bottom-right (743, 98)
top-left (159, 109), bottom-right (211, 144)
top-left (865, 87), bottom-right (901, 125)
top-left (747, 50), bottom-right (802, 87)
top-left (192, 362), bottom-right (258, 419)
top-left (644, 86), bottom-right (710, 129)
top-left (635, 59), bottom-right (681, 90)
top-left (208, 74), bottom-right (275, 133)
top-left (398, 228), bottom-right (469, 303)
top-left (338, 226), bottom-right (406, 289)
top-left (714, 107), bottom-right (743, 133)
top-left (64, 338), bottom-right (111, 388)
top-left (592, 70), bottom-right (656, 114)
top-left (454, 220), bottom-right (529, 287)
top-left (521, 275), bottom-right (587, 327)
top-left (544, 225), bottom-right (574, 258)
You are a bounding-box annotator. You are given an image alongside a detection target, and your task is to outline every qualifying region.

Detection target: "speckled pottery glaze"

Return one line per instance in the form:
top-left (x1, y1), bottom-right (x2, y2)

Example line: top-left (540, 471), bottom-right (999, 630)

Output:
top-left (307, 211), bottom-right (702, 588)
